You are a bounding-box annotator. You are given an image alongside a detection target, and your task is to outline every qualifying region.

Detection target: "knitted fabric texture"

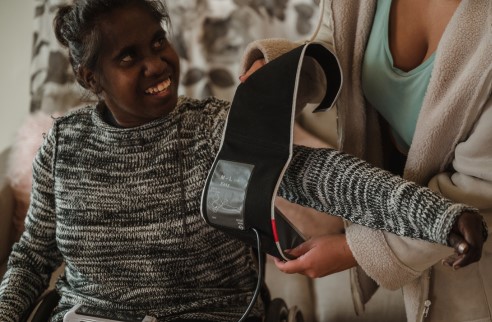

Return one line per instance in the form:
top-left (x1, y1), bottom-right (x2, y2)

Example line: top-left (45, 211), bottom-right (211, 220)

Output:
top-left (0, 97), bottom-right (261, 322)
top-left (278, 145), bottom-right (473, 245)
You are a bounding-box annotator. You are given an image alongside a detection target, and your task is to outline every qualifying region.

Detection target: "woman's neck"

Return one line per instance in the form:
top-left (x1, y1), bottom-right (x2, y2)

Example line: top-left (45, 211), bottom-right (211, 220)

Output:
top-left (99, 102), bottom-right (123, 128)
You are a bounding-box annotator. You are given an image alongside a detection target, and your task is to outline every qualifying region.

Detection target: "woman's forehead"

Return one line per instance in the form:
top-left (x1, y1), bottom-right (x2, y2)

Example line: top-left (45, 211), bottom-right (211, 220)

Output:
top-left (98, 5), bottom-right (163, 48)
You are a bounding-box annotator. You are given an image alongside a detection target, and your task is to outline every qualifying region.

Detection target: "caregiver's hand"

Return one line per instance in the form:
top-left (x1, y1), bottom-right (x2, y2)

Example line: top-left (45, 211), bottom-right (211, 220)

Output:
top-left (239, 59), bottom-right (266, 83)
top-left (273, 234), bottom-right (357, 278)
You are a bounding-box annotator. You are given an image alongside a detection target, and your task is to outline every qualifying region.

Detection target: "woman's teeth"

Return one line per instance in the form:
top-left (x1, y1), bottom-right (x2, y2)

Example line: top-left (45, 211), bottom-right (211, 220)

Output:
top-left (145, 78), bottom-right (171, 94)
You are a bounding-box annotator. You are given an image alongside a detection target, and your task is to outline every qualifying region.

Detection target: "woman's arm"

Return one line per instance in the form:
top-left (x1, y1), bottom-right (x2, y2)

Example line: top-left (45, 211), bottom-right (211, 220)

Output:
top-left (0, 126), bottom-right (63, 321)
top-left (274, 143), bottom-right (487, 280)
top-left (280, 145), bottom-right (485, 245)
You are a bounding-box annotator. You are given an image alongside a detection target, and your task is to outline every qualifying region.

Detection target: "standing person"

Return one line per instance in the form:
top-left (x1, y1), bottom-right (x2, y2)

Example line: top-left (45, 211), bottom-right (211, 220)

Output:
top-left (241, 0), bottom-right (492, 321)
top-left (0, 0), bottom-right (486, 321)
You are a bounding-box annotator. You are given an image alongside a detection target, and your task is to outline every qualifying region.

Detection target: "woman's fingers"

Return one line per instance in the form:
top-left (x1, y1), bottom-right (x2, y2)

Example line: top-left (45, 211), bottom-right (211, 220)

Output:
top-left (273, 234), bottom-right (357, 278)
top-left (446, 211), bottom-right (487, 269)
top-left (273, 256), bottom-right (306, 275)
top-left (448, 232), bottom-right (469, 255)
top-left (273, 241), bottom-right (313, 274)
top-left (447, 245), bottom-right (482, 269)
top-left (239, 59), bottom-right (266, 83)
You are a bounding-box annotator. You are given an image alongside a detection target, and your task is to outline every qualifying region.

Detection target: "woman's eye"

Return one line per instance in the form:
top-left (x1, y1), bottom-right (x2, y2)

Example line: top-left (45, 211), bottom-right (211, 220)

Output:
top-left (121, 54), bottom-right (133, 63)
top-left (153, 37), bottom-right (166, 49)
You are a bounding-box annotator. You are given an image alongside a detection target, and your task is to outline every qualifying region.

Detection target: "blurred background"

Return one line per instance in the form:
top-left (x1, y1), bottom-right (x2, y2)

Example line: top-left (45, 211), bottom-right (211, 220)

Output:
top-left (0, 1), bottom-right (35, 153)
top-left (0, 0), bottom-right (321, 153)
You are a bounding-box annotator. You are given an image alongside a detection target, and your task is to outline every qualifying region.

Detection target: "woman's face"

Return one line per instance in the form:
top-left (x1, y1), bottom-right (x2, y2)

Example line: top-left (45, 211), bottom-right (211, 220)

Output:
top-left (93, 4), bottom-right (180, 127)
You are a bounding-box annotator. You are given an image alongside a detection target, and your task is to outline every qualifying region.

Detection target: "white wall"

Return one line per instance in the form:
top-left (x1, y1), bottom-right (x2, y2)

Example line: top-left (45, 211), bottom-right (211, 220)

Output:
top-left (0, 1), bottom-right (35, 153)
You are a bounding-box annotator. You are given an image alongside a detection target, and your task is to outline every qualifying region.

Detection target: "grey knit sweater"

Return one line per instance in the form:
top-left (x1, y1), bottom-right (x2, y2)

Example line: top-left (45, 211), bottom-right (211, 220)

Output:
top-left (0, 96), bottom-right (471, 321)
top-left (0, 97), bottom-right (260, 322)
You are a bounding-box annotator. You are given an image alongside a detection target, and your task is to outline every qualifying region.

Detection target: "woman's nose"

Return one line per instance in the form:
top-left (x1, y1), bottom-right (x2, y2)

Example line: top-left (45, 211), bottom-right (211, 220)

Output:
top-left (143, 54), bottom-right (166, 77)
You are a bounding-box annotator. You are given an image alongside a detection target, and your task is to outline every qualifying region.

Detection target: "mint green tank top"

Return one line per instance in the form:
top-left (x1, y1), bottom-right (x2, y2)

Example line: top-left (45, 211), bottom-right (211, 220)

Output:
top-left (361, 0), bottom-right (435, 151)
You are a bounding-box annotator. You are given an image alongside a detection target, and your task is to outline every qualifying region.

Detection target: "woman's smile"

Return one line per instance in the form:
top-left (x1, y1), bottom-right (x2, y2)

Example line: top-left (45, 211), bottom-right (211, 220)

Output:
top-left (145, 77), bottom-right (172, 95)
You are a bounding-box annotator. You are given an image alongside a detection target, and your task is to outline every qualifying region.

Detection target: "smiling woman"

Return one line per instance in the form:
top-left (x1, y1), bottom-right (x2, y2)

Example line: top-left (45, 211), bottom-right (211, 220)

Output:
top-left (0, 2), bottom-right (267, 319)
top-left (85, 6), bottom-right (179, 127)
top-left (1, 1), bottom-right (323, 319)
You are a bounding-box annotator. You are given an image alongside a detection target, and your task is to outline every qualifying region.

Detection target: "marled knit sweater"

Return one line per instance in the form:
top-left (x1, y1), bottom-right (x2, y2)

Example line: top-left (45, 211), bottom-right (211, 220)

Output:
top-left (0, 96), bottom-right (471, 321)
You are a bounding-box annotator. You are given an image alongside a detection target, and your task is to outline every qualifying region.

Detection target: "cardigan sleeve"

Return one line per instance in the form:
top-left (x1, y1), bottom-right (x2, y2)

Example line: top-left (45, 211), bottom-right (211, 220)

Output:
top-left (0, 125), bottom-right (63, 321)
top-left (428, 95), bottom-right (492, 217)
top-left (346, 94), bottom-right (492, 289)
top-left (278, 145), bottom-right (478, 246)
top-left (345, 225), bottom-right (452, 290)
top-left (240, 38), bottom-right (301, 75)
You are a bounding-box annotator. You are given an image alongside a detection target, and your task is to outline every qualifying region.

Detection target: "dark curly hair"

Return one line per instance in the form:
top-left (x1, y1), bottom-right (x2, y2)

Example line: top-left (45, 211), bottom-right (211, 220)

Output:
top-left (53, 0), bottom-right (170, 89)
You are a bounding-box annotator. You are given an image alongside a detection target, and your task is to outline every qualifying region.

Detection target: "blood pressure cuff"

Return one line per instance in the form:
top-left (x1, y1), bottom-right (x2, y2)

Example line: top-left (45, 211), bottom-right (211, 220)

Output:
top-left (201, 42), bottom-right (342, 260)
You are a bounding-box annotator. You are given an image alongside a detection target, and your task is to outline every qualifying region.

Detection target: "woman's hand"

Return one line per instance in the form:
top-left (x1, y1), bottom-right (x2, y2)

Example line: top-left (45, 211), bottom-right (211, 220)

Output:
top-left (239, 59), bottom-right (266, 83)
top-left (273, 234), bottom-right (357, 278)
top-left (445, 211), bottom-right (488, 269)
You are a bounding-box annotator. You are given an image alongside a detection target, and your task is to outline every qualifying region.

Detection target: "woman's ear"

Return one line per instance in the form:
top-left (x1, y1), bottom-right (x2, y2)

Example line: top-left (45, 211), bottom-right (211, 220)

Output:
top-left (79, 66), bottom-right (102, 94)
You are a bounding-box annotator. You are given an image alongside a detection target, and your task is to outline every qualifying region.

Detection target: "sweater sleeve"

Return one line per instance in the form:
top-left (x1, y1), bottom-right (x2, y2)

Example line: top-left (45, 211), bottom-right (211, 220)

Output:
top-left (278, 145), bottom-right (478, 245)
top-left (0, 125), bottom-right (63, 321)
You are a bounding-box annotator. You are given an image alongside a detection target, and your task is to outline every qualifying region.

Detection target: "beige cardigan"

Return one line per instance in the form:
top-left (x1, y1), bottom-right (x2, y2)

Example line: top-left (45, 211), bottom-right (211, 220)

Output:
top-left (241, 0), bottom-right (492, 321)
